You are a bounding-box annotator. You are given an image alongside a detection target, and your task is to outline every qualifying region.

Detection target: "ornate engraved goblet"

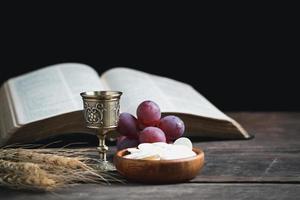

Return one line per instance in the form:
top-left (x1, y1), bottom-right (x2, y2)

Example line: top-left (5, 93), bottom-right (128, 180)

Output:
top-left (80, 91), bottom-right (122, 171)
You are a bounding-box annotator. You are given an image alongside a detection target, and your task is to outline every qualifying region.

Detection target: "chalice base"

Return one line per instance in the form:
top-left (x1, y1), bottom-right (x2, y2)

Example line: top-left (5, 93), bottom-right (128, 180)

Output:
top-left (95, 161), bottom-right (116, 171)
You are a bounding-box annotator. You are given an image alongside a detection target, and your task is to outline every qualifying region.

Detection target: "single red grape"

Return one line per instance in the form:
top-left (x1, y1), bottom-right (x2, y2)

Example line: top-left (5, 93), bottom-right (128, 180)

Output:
top-left (117, 112), bottom-right (139, 139)
top-left (139, 127), bottom-right (166, 143)
top-left (116, 136), bottom-right (139, 150)
top-left (137, 100), bottom-right (161, 127)
top-left (158, 115), bottom-right (185, 141)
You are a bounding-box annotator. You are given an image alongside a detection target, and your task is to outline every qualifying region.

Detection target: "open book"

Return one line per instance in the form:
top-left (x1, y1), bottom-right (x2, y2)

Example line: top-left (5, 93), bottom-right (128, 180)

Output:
top-left (0, 63), bottom-right (250, 146)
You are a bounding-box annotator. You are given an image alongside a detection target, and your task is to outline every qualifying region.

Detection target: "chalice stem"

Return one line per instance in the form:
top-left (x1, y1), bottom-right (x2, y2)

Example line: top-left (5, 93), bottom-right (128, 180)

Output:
top-left (97, 129), bottom-right (109, 162)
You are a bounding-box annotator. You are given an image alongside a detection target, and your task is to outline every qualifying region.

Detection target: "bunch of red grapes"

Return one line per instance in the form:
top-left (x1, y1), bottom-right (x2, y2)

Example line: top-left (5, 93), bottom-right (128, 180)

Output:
top-left (117, 100), bottom-right (185, 150)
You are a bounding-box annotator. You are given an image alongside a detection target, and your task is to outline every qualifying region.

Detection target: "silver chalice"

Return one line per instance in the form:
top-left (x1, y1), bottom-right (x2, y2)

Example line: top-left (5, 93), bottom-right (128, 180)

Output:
top-left (80, 91), bottom-right (122, 171)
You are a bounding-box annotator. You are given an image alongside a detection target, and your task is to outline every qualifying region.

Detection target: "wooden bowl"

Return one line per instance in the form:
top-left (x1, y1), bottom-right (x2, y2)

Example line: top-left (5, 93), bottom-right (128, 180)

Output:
top-left (113, 147), bottom-right (204, 184)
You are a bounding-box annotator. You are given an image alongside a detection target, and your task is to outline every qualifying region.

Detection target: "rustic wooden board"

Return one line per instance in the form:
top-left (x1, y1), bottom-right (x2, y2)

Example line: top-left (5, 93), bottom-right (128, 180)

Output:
top-left (1, 183), bottom-right (299, 200)
top-left (0, 112), bottom-right (299, 199)
top-left (193, 150), bottom-right (300, 182)
top-left (189, 112), bottom-right (300, 183)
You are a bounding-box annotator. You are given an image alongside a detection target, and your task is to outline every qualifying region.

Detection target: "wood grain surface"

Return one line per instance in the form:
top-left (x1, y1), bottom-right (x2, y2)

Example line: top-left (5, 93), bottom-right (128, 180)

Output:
top-left (1, 112), bottom-right (300, 200)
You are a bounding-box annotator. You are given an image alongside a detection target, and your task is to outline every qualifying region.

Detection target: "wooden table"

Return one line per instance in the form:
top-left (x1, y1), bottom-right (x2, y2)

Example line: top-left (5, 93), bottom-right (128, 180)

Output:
top-left (1, 112), bottom-right (300, 199)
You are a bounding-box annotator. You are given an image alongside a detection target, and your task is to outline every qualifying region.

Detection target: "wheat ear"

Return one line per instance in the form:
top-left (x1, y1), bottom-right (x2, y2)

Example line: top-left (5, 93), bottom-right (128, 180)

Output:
top-left (0, 159), bottom-right (57, 190)
top-left (1, 149), bottom-right (89, 170)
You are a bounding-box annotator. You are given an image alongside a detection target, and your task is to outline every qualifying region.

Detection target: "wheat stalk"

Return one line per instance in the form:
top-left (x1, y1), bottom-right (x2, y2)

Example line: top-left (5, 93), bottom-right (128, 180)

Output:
top-left (0, 148), bottom-right (124, 191)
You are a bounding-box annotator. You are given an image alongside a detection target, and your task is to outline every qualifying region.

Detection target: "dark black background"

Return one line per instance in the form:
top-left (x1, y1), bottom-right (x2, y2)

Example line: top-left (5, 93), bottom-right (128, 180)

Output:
top-left (1, 3), bottom-right (298, 111)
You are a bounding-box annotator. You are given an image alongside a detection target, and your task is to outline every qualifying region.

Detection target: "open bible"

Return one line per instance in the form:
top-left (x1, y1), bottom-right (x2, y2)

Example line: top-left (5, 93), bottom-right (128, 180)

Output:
top-left (0, 63), bottom-right (250, 146)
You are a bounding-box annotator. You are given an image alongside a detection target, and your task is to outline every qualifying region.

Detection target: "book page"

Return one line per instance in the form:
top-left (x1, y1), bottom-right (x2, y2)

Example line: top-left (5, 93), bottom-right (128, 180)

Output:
top-left (101, 67), bottom-right (231, 121)
top-left (8, 63), bottom-right (104, 125)
top-left (150, 75), bottom-right (231, 121)
top-left (101, 68), bottom-right (174, 115)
